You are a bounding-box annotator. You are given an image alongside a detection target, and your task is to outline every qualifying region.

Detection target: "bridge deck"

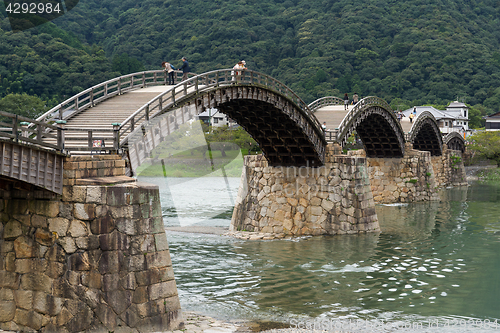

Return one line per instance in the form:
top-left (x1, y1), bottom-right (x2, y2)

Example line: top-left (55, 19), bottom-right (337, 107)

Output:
top-left (65, 86), bottom-right (173, 131)
top-left (316, 104), bottom-right (413, 134)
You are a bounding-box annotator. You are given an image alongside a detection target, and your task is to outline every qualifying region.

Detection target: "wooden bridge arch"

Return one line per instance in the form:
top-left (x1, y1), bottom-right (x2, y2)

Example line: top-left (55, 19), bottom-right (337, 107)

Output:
top-left (407, 111), bottom-right (443, 156)
top-left (120, 69), bottom-right (327, 170)
top-left (308, 96), bottom-right (345, 112)
top-left (335, 97), bottom-right (405, 158)
top-left (443, 131), bottom-right (466, 153)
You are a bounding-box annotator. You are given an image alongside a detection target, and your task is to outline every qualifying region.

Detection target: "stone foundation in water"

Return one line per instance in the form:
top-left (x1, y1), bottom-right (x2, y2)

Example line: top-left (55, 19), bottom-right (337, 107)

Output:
top-left (230, 146), bottom-right (380, 236)
top-left (0, 155), bottom-right (182, 332)
top-left (349, 144), bottom-right (467, 204)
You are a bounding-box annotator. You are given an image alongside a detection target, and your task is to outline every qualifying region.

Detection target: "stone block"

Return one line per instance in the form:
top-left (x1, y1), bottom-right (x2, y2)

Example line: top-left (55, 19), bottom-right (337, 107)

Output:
top-left (81, 270), bottom-right (102, 289)
top-left (35, 228), bottom-right (57, 246)
top-left (13, 213), bottom-right (30, 226)
top-left (133, 286), bottom-right (149, 304)
top-left (13, 290), bottom-right (33, 310)
top-left (58, 237), bottom-right (77, 254)
top-left (102, 273), bottom-right (120, 292)
top-left (145, 250), bottom-right (172, 269)
top-left (104, 290), bottom-right (132, 315)
top-left (120, 304), bottom-right (141, 327)
top-left (14, 236), bottom-right (35, 258)
top-left (99, 251), bottom-right (123, 274)
top-left (128, 254), bottom-right (146, 272)
top-left (99, 229), bottom-right (129, 251)
top-left (129, 234), bottom-right (155, 255)
top-left (0, 301), bottom-right (15, 322)
top-left (150, 216), bottom-right (164, 234)
top-left (20, 273), bottom-right (52, 293)
top-left (96, 303), bottom-right (117, 330)
top-left (14, 308), bottom-right (43, 330)
top-left (37, 200), bottom-right (60, 218)
top-left (3, 220), bottom-right (23, 240)
top-left (68, 252), bottom-right (91, 271)
top-left (46, 261), bottom-right (66, 279)
top-left (64, 302), bottom-right (93, 332)
top-left (4, 251), bottom-right (14, 272)
top-left (33, 292), bottom-right (63, 316)
top-left (73, 203), bottom-right (96, 221)
top-left (148, 280), bottom-right (177, 301)
top-left (154, 233), bottom-right (169, 251)
top-left (91, 212), bottom-right (115, 234)
top-left (116, 217), bottom-right (138, 235)
top-left (48, 217), bottom-right (70, 237)
top-left (45, 244), bottom-right (66, 262)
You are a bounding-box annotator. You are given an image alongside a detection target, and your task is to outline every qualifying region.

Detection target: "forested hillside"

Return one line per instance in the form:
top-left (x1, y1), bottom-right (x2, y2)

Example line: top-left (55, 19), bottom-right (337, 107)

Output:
top-left (2, 0), bottom-right (500, 125)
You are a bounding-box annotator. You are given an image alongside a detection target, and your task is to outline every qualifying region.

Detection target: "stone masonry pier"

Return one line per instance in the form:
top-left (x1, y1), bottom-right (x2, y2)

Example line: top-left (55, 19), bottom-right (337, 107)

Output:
top-left (230, 145), bottom-right (380, 236)
top-left (349, 143), bottom-right (467, 204)
top-left (0, 155), bottom-right (182, 332)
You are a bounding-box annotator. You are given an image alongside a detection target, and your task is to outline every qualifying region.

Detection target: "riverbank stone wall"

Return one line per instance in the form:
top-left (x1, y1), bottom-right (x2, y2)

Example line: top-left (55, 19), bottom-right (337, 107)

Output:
top-left (230, 146), bottom-right (380, 236)
top-left (0, 155), bottom-right (182, 333)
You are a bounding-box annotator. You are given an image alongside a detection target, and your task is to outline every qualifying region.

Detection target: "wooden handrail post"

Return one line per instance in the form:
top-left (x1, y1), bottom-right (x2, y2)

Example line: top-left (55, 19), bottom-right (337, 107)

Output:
top-left (118, 80), bottom-right (122, 95)
top-left (56, 120), bottom-right (66, 152)
top-left (13, 114), bottom-right (19, 142)
top-left (112, 123), bottom-right (121, 152)
top-left (90, 89), bottom-right (94, 107)
top-left (88, 130), bottom-right (93, 148)
top-left (19, 121), bottom-right (30, 142)
top-left (145, 105), bottom-right (150, 121)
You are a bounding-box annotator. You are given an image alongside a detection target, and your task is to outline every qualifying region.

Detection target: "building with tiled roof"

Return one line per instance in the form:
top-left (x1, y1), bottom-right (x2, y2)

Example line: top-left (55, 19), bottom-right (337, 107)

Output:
top-left (484, 111), bottom-right (500, 131)
top-left (402, 101), bottom-right (469, 134)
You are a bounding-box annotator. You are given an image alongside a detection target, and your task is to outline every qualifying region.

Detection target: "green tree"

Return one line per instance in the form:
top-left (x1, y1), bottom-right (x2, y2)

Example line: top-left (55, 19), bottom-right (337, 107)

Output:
top-left (0, 93), bottom-right (48, 119)
top-left (468, 131), bottom-right (500, 166)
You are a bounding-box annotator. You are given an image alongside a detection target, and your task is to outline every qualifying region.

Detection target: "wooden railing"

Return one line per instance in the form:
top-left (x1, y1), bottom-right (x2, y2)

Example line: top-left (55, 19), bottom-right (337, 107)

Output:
top-left (35, 70), bottom-right (194, 124)
top-left (308, 96), bottom-right (344, 112)
top-left (118, 69), bottom-right (324, 149)
top-left (335, 96), bottom-right (393, 142)
top-left (19, 69), bottom-right (322, 155)
top-left (0, 111), bottom-right (65, 153)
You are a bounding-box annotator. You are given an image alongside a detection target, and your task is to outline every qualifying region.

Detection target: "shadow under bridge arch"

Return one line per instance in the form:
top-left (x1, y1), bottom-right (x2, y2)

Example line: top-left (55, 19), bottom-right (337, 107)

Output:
top-left (122, 69), bottom-right (327, 170)
top-left (443, 131), bottom-right (465, 153)
top-left (336, 97), bottom-right (405, 158)
top-left (407, 111), bottom-right (443, 156)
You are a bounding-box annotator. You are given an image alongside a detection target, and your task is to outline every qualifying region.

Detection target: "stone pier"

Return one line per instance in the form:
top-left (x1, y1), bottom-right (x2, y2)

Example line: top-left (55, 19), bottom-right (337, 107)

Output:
top-left (0, 155), bottom-right (182, 332)
top-left (349, 144), bottom-right (467, 204)
top-left (230, 146), bottom-right (380, 236)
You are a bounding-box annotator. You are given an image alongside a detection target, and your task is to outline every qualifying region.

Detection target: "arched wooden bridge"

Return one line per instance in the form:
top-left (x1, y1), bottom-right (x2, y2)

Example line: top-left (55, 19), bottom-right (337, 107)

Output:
top-left (311, 96), bottom-right (466, 157)
top-left (1, 70), bottom-right (466, 194)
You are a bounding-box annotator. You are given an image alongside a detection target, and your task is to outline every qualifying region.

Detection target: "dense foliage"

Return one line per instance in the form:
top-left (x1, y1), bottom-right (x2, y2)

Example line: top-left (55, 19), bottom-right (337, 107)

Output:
top-left (2, 0), bottom-right (500, 124)
top-left (468, 131), bottom-right (500, 166)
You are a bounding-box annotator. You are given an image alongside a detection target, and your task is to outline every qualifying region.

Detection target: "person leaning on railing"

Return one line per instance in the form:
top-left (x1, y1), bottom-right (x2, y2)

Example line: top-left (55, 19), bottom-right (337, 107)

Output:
top-left (232, 60), bottom-right (247, 83)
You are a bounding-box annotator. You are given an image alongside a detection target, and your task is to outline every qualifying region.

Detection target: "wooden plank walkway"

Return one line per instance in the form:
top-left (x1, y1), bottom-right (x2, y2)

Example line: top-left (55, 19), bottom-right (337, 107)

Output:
top-left (315, 104), bottom-right (413, 133)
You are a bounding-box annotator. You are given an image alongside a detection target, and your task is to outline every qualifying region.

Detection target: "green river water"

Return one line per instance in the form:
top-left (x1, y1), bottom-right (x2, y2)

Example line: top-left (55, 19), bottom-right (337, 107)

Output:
top-left (139, 176), bottom-right (500, 332)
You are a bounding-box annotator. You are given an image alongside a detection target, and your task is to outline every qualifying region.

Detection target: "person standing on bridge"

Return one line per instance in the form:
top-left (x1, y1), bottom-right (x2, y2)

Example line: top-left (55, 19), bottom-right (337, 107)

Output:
top-left (353, 92), bottom-right (359, 105)
top-left (162, 61), bottom-right (175, 85)
top-left (344, 93), bottom-right (349, 110)
top-left (232, 60), bottom-right (247, 83)
top-left (179, 57), bottom-right (190, 81)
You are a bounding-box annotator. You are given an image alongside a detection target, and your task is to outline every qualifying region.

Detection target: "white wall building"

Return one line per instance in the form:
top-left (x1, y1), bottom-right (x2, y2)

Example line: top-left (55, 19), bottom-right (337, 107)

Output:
top-left (196, 108), bottom-right (234, 128)
top-left (484, 111), bottom-right (500, 131)
top-left (402, 101), bottom-right (469, 134)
